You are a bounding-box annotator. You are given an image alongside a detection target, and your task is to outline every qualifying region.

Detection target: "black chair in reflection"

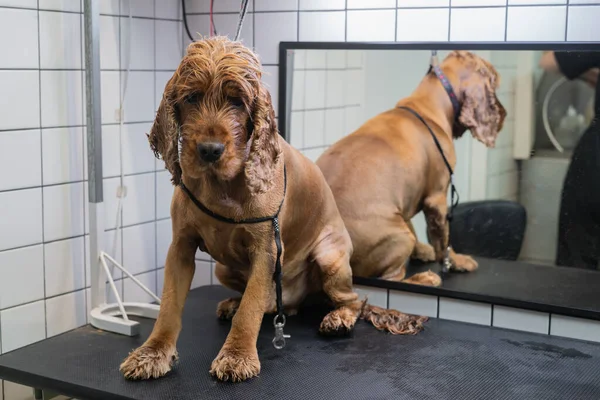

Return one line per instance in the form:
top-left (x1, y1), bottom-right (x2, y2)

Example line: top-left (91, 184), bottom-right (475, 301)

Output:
top-left (449, 200), bottom-right (527, 261)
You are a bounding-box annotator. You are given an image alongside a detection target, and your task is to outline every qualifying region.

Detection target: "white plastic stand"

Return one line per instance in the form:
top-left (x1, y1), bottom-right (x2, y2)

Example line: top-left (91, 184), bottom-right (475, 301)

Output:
top-left (84, 0), bottom-right (160, 336)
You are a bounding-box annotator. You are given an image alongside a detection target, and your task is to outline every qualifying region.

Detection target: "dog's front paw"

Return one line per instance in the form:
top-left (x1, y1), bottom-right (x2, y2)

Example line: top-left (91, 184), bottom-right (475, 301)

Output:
top-left (216, 298), bottom-right (241, 320)
top-left (120, 343), bottom-right (178, 380)
top-left (451, 253), bottom-right (478, 272)
top-left (412, 242), bottom-right (436, 263)
top-left (210, 350), bottom-right (260, 382)
top-left (319, 306), bottom-right (358, 336)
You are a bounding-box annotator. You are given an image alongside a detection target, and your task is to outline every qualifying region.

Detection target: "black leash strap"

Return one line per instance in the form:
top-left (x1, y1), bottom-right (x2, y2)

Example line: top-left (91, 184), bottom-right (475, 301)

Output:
top-left (397, 106), bottom-right (459, 273)
top-left (179, 165), bottom-right (290, 349)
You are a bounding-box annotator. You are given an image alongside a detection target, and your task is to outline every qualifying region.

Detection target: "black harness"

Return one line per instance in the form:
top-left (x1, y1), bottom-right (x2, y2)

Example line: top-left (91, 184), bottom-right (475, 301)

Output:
top-left (396, 63), bottom-right (462, 273)
top-left (179, 165), bottom-right (290, 349)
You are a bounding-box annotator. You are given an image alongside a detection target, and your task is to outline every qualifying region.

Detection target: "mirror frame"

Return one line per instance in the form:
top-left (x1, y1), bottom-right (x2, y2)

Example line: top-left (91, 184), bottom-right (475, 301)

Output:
top-left (277, 41), bottom-right (600, 320)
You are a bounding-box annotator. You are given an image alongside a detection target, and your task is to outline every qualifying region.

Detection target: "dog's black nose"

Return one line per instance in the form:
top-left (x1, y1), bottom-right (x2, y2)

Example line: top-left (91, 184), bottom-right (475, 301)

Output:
top-left (197, 142), bottom-right (225, 163)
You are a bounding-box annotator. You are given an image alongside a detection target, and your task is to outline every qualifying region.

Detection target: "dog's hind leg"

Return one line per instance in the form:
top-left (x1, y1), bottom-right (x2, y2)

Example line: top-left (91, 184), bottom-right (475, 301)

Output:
top-left (407, 219), bottom-right (436, 263)
top-left (214, 262), bottom-right (247, 320)
top-left (120, 236), bottom-right (197, 380)
top-left (313, 227), bottom-right (363, 336)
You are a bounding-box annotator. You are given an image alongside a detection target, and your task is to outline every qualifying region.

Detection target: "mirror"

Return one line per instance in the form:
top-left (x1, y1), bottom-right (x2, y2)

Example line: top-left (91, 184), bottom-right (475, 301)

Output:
top-left (279, 45), bottom-right (600, 312)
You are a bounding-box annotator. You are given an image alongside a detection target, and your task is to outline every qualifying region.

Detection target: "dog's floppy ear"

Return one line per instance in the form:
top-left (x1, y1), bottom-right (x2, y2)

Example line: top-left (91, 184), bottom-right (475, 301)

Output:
top-left (244, 84), bottom-right (282, 195)
top-left (458, 61), bottom-right (507, 148)
top-left (148, 75), bottom-right (182, 185)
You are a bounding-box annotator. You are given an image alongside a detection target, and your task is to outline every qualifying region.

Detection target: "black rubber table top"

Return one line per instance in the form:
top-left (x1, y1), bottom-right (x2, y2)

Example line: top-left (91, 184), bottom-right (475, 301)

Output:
top-left (2, 285), bottom-right (600, 400)
top-left (355, 256), bottom-right (600, 320)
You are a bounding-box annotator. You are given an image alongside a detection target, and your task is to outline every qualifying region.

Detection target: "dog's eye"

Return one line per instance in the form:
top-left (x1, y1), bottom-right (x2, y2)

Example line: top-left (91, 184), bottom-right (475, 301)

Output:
top-left (185, 92), bottom-right (203, 105)
top-left (229, 97), bottom-right (244, 109)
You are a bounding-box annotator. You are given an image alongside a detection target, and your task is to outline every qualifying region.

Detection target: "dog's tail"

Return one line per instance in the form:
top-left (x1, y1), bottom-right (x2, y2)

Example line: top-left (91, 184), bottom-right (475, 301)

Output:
top-left (359, 298), bottom-right (428, 335)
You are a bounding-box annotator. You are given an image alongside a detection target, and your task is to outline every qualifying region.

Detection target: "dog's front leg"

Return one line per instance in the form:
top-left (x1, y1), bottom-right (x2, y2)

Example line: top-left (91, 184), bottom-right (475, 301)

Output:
top-left (119, 236), bottom-right (197, 380)
top-left (424, 193), bottom-right (478, 272)
top-left (209, 238), bottom-right (275, 382)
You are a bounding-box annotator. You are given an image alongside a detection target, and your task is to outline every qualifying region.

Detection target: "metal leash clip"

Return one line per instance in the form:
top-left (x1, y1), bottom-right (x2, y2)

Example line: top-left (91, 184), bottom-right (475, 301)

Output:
top-left (442, 246), bottom-right (452, 273)
top-left (272, 315), bottom-right (290, 350)
top-left (430, 49), bottom-right (439, 67)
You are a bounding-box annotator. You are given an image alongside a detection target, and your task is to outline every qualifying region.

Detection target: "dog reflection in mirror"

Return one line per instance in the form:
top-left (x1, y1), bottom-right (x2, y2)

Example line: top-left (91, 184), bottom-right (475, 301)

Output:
top-left (317, 51), bottom-right (506, 286)
top-left (118, 36), bottom-right (428, 384)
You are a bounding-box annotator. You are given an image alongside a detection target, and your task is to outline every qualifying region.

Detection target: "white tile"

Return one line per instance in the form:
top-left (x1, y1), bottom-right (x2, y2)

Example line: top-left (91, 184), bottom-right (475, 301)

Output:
top-left (44, 237), bottom-right (85, 298)
top-left (123, 222), bottom-right (156, 275)
top-left (290, 111), bottom-right (304, 148)
top-left (487, 146), bottom-right (516, 175)
top-left (305, 50), bottom-right (327, 68)
top-left (299, 11), bottom-right (346, 41)
top-left (156, 171), bottom-right (174, 219)
top-left (99, 0), bottom-right (120, 15)
top-left (122, 122), bottom-right (155, 174)
top-left (39, 0), bottom-right (81, 11)
top-left (345, 69), bottom-right (364, 105)
top-left (0, 130), bottom-right (41, 191)
top-left (304, 70), bottom-right (326, 109)
top-left (155, 20), bottom-right (183, 70)
top-left (324, 108), bottom-right (345, 145)
top-left (439, 297), bottom-right (492, 325)
top-left (326, 71), bottom-right (345, 108)
top-left (155, 71), bottom-right (174, 111)
top-left (399, 0), bottom-right (449, 6)
top-left (43, 182), bottom-right (85, 242)
top-left (492, 305), bottom-right (549, 334)
top-left (192, 260), bottom-right (212, 289)
top-left (262, 66), bottom-right (279, 117)
top-left (84, 230), bottom-right (123, 288)
top-left (3, 381), bottom-right (36, 400)
top-left (327, 50), bottom-right (346, 68)
top-left (100, 16), bottom-right (120, 70)
top-left (39, 10), bottom-right (81, 69)
top-left (156, 0), bottom-right (180, 19)
top-left (124, 271), bottom-right (157, 303)
top-left (122, 173), bottom-right (156, 226)
top-left (0, 245), bottom-right (44, 309)
top-left (345, 105), bottom-right (364, 133)
top-left (389, 291), bottom-right (439, 318)
top-left (121, 16), bottom-right (154, 71)
top-left (567, 6), bottom-right (600, 41)
top-left (0, 301), bottom-right (45, 353)
top-left (291, 70), bottom-right (305, 111)
top-left (509, 0), bottom-right (565, 3)
top-left (156, 219), bottom-right (171, 269)
top-left (123, 71), bottom-right (155, 122)
top-left (551, 314), bottom-right (600, 343)
top-left (0, 189), bottom-right (43, 251)
top-left (41, 70), bottom-right (84, 127)
top-left (0, 9), bottom-right (38, 68)
top-left (185, 14), bottom-right (254, 47)
top-left (196, 247), bottom-right (212, 261)
top-left (347, 51), bottom-right (364, 68)
top-left (46, 290), bottom-right (87, 337)
top-left (452, 0), bottom-right (505, 5)
top-left (354, 285), bottom-right (387, 309)
top-left (397, 8), bottom-right (450, 42)
top-left (570, 0), bottom-right (600, 3)
top-left (506, 6), bottom-right (566, 41)
top-left (42, 127), bottom-right (84, 185)
top-left (185, 0), bottom-right (254, 12)
top-left (101, 71), bottom-right (120, 124)
top-left (121, 0), bottom-right (155, 17)
top-left (347, 10), bottom-right (396, 41)
top-left (255, 0), bottom-right (298, 11)
top-left (0, 71), bottom-right (40, 130)
top-left (254, 12), bottom-right (298, 64)
top-left (303, 110), bottom-right (325, 148)
top-left (0, 0), bottom-right (36, 7)
top-left (348, 0), bottom-right (396, 7)
top-left (300, 0), bottom-right (345, 10)
top-left (450, 7), bottom-right (506, 41)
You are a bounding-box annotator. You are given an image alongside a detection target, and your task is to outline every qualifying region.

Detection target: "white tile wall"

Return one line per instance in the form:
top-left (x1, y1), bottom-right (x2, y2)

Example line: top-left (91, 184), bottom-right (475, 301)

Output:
top-left (396, 8), bottom-right (450, 42)
top-left (439, 297), bottom-right (492, 325)
top-left (492, 305), bottom-right (549, 334)
top-left (0, 300), bottom-right (46, 353)
top-left (0, 130), bottom-right (41, 191)
top-left (347, 10), bottom-right (396, 41)
top-left (354, 285), bottom-right (388, 308)
top-left (566, 6), bottom-right (600, 42)
top-left (450, 7), bottom-right (506, 41)
top-left (506, 6), bottom-right (566, 41)
top-left (550, 315), bottom-right (600, 342)
top-left (389, 291), bottom-right (439, 318)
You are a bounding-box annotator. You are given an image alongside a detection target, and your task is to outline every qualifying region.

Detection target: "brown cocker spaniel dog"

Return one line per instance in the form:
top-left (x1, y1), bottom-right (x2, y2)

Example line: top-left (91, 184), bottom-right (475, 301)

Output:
top-left (119, 37), bottom-right (427, 383)
top-left (317, 51), bottom-right (506, 286)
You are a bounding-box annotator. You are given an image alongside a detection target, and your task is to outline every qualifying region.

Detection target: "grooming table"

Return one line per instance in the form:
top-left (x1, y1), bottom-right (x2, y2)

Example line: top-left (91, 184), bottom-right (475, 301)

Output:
top-left (2, 286), bottom-right (600, 400)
